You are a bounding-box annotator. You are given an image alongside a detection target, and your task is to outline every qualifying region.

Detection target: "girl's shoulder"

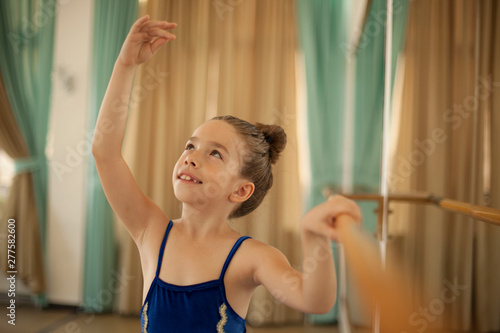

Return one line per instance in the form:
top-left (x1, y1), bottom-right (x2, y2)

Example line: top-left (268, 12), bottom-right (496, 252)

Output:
top-left (233, 237), bottom-right (296, 289)
top-left (243, 237), bottom-right (287, 254)
top-left (239, 237), bottom-right (275, 252)
top-left (234, 238), bottom-right (290, 273)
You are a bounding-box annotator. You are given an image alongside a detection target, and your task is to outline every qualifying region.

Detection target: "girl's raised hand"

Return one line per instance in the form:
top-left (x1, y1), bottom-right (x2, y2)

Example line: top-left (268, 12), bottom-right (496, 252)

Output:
top-left (117, 15), bottom-right (177, 68)
top-left (301, 195), bottom-right (362, 243)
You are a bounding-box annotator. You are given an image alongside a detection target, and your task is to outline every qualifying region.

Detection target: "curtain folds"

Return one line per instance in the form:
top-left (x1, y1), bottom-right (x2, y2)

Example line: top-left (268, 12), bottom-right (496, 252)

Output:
top-left (389, 0), bottom-right (500, 331)
top-left (350, 0), bottom-right (410, 326)
top-left (117, 0), bottom-right (303, 326)
top-left (83, 0), bottom-right (138, 313)
top-left (295, 0), bottom-right (349, 323)
top-left (295, 0), bottom-right (410, 324)
top-left (473, 2), bottom-right (500, 331)
top-left (0, 0), bottom-right (57, 305)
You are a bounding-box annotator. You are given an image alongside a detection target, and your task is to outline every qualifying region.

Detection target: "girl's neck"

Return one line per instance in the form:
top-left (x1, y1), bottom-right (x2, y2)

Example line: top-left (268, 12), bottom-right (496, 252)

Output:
top-left (178, 203), bottom-right (235, 238)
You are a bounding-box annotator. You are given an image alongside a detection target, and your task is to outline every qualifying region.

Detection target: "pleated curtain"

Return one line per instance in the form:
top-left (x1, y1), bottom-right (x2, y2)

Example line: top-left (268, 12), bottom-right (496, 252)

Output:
top-left (388, 0), bottom-right (500, 331)
top-left (82, 0), bottom-right (138, 313)
top-left (295, 0), bottom-right (410, 324)
top-left (0, 0), bottom-right (57, 307)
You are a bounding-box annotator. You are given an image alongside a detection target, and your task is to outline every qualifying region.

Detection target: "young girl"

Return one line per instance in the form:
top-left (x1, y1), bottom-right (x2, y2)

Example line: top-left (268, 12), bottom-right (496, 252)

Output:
top-left (92, 15), bottom-right (362, 332)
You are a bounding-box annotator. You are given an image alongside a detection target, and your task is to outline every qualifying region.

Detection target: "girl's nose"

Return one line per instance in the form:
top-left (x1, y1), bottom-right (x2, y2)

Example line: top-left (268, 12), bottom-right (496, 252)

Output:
top-left (184, 153), bottom-right (198, 167)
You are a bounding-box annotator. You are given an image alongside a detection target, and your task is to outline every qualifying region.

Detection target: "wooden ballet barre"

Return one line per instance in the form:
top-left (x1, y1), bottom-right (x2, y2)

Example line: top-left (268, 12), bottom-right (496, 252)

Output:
top-left (433, 197), bottom-right (500, 226)
top-left (324, 190), bottom-right (472, 332)
top-left (322, 188), bottom-right (500, 227)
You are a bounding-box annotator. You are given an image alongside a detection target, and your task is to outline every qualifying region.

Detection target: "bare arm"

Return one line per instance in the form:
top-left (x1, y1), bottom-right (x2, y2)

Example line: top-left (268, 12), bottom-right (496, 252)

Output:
top-left (92, 15), bottom-right (176, 245)
top-left (253, 195), bottom-right (362, 314)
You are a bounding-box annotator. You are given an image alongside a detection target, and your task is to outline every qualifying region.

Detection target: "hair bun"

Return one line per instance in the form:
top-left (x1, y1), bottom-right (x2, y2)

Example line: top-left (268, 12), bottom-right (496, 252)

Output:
top-left (255, 123), bottom-right (287, 164)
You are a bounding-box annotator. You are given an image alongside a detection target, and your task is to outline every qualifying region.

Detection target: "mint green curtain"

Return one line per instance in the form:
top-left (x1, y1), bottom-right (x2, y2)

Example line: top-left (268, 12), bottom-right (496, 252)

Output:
top-left (353, 0), bottom-right (410, 193)
top-left (296, 0), bottom-right (409, 324)
top-left (0, 0), bottom-right (55, 248)
top-left (0, 0), bottom-right (57, 306)
top-left (353, 0), bottom-right (410, 245)
top-left (352, 0), bottom-right (410, 243)
top-left (295, 0), bottom-right (349, 323)
top-left (82, 0), bottom-right (138, 312)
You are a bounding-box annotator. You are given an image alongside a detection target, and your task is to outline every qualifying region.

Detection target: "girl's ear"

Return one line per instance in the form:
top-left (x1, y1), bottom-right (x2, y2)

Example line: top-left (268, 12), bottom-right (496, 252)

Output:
top-left (229, 182), bottom-right (255, 203)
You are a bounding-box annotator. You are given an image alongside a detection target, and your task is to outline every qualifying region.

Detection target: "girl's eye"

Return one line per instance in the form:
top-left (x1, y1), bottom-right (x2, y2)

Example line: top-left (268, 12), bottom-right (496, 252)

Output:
top-left (185, 144), bottom-right (195, 150)
top-left (211, 150), bottom-right (222, 159)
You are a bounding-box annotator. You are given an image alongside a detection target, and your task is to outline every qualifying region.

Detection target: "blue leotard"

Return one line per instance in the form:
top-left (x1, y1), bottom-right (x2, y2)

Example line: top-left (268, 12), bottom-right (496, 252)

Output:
top-left (140, 220), bottom-right (250, 332)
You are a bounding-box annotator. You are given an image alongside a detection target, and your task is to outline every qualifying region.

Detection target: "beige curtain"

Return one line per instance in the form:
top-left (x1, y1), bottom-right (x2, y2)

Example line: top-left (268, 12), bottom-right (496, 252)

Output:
top-left (0, 71), bottom-right (46, 294)
top-left (474, 1), bottom-right (500, 331)
top-left (114, 0), bottom-right (303, 326)
top-left (389, 0), bottom-right (500, 331)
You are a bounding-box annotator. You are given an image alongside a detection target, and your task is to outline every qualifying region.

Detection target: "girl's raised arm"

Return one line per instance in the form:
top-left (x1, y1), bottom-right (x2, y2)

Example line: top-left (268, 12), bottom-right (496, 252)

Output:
top-left (92, 16), bottom-right (176, 245)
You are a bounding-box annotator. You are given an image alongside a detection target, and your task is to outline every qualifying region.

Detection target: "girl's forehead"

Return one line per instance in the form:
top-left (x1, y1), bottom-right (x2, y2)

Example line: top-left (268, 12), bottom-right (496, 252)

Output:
top-left (191, 120), bottom-right (244, 150)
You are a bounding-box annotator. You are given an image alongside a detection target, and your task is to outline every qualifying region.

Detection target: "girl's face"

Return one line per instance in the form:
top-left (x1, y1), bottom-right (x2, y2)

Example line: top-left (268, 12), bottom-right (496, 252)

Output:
top-left (172, 120), bottom-right (254, 211)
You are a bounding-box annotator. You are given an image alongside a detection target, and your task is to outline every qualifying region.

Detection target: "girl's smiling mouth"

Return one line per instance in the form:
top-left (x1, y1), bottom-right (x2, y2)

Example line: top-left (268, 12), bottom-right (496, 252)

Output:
top-left (177, 172), bottom-right (203, 184)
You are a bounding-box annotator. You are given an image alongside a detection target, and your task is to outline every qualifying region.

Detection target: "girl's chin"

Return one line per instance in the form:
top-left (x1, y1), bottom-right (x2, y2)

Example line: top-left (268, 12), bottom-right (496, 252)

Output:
top-left (173, 188), bottom-right (213, 209)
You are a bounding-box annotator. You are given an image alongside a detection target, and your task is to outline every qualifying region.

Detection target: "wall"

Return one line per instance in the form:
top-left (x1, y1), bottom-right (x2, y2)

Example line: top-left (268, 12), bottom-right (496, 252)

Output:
top-left (45, 0), bottom-right (93, 305)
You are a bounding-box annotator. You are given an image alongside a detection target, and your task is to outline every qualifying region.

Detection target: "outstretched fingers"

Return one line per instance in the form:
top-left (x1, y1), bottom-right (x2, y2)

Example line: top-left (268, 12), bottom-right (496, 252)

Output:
top-left (136, 28), bottom-right (175, 55)
top-left (130, 15), bottom-right (150, 33)
top-left (118, 15), bottom-right (176, 67)
top-left (146, 28), bottom-right (176, 40)
top-left (141, 26), bottom-right (176, 57)
top-left (150, 37), bottom-right (170, 55)
top-left (130, 15), bottom-right (177, 35)
top-left (140, 20), bottom-right (177, 34)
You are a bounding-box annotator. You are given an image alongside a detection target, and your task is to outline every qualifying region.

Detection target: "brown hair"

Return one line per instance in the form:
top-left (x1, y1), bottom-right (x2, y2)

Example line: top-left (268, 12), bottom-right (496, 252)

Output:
top-left (211, 115), bottom-right (287, 218)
